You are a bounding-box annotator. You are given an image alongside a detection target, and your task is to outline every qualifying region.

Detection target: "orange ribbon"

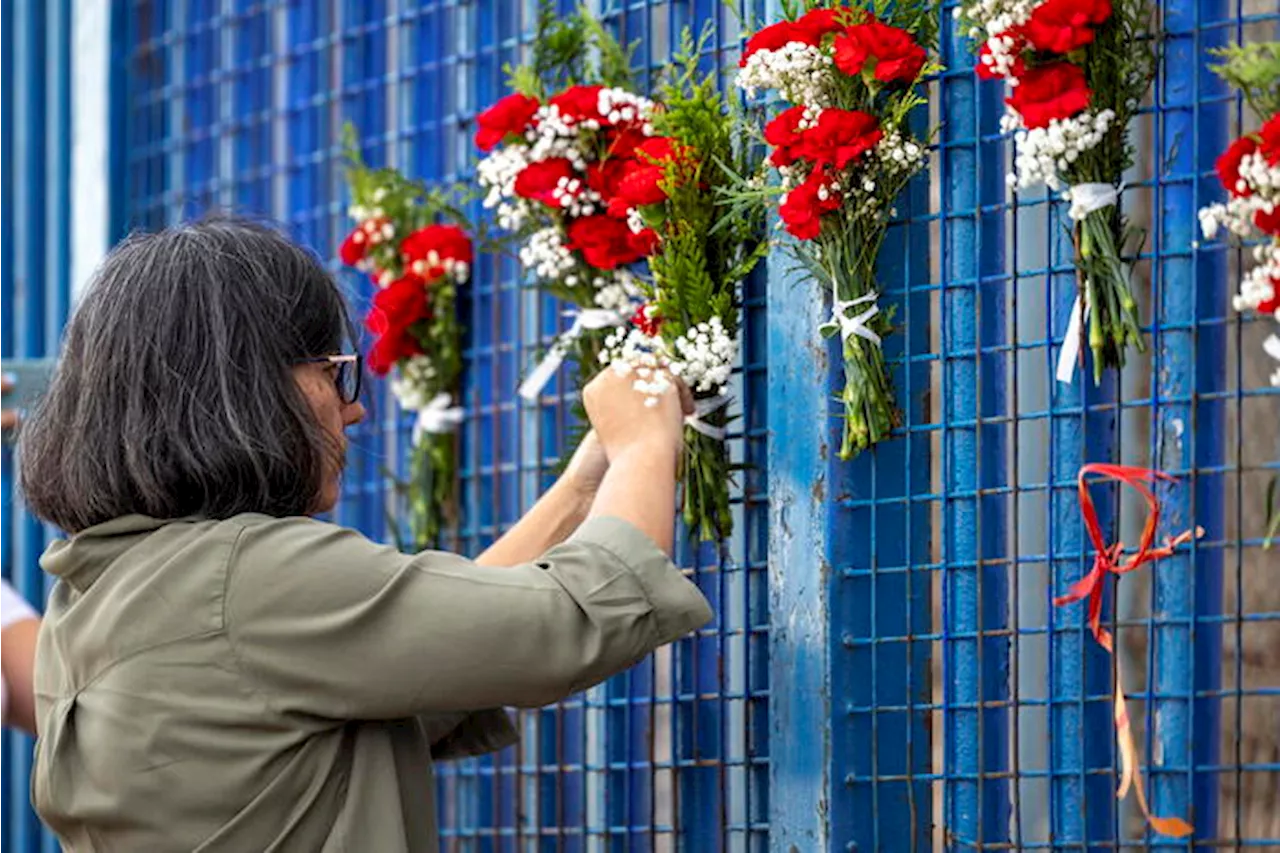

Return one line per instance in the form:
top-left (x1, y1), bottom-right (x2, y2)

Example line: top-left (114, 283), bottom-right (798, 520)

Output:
top-left (1053, 463), bottom-right (1201, 838)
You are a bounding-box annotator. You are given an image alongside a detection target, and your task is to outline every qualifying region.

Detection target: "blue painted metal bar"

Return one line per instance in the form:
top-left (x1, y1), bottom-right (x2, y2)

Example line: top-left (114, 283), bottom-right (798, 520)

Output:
top-left (765, 222), bottom-right (833, 853)
top-left (939, 8), bottom-right (1010, 847)
top-left (1151, 0), bottom-right (1227, 842)
top-left (761, 2), bottom-right (831, 835)
top-left (1046, 223), bottom-right (1117, 845)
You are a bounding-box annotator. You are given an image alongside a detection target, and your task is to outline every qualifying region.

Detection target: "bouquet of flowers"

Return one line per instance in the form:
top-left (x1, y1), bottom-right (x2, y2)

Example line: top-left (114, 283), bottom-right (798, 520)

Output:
top-left (733, 1), bottom-right (939, 458)
top-left (1197, 41), bottom-right (1280, 544)
top-left (475, 5), bottom-right (656, 409)
top-left (956, 0), bottom-right (1158, 383)
top-left (597, 29), bottom-right (769, 540)
top-left (339, 130), bottom-right (475, 550)
top-left (478, 7), bottom-right (766, 540)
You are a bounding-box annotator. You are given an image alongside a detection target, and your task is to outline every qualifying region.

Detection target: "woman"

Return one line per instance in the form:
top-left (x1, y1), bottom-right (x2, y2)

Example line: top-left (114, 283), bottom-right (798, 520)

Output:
top-left (18, 218), bottom-right (711, 852)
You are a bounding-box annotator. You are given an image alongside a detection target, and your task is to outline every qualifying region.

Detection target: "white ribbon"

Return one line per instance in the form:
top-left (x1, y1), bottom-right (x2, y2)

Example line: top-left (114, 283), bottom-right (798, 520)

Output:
top-left (684, 395), bottom-right (732, 441)
top-left (412, 393), bottom-right (465, 442)
top-left (1056, 293), bottom-right (1088, 384)
top-left (1067, 182), bottom-right (1122, 222)
top-left (820, 291), bottom-right (882, 346)
top-left (1264, 333), bottom-right (1280, 387)
top-left (518, 308), bottom-right (626, 402)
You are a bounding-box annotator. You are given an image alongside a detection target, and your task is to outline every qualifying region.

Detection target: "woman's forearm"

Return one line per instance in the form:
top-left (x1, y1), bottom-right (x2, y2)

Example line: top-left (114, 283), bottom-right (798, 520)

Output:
top-left (473, 476), bottom-right (593, 566)
top-left (585, 445), bottom-right (676, 554)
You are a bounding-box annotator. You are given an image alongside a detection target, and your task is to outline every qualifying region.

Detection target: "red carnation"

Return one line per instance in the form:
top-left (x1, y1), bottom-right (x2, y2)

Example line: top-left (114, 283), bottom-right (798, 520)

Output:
top-left (832, 19), bottom-right (927, 85)
top-left (764, 105), bottom-right (810, 167)
top-left (796, 7), bottom-right (852, 39)
top-left (514, 158), bottom-right (577, 207)
top-left (1217, 135), bottom-right (1258, 197)
top-left (339, 217), bottom-right (391, 267)
top-left (587, 157), bottom-right (636, 201)
top-left (627, 227), bottom-right (661, 258)
top-left (612, 136), bottom-right (680, 211)
top-left (1023, 0), bottom-right (1111, 54)
top-left (400, 224), bottom-right (473, 279)
top-left (339, 227), bottom-right (371, 266)
top-left (606, 125), bottom-right (651, 160)
top-left (566, 215), bottom-right (656, 269)
top-left (742, 21), bottom-right (812, 64)
top-left (741, 10), bottom-right (848, 66)
top-left (365, 276), bottom-right (428, 374)
top-left (1006, 62), bottom-right (1091, 129)
top-left (797, 109), bottom-right (883, 169)
top-left (779, 169), bottom-right (841, 241)
top-left (631, 303), bottom-right (664, 336)
top-left (474, 92), bottom-right (540, 152)
top-left (549, 85), bottom-right (604, 123)
top-left (975, 31), bottom-right (1027, 80)
top-left (1259, 276), bottom-right (1280, 315)
top-left (1255, 206), bottom-right (1280, 237)
top-left (1259, 113), bottom-right (1280, 165)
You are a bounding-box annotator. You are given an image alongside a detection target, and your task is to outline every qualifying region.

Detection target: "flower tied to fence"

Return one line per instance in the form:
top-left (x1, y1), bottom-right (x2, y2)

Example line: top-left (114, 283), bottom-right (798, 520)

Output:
top-left (1054, 462), bottom-right (1202, 838)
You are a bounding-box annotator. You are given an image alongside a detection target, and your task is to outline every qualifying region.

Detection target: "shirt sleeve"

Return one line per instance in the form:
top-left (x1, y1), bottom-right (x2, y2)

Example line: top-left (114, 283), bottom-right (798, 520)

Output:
top-left (223, 516), bottom-right (712, 720)
top-left (420, 709), bottom-right (520, 761)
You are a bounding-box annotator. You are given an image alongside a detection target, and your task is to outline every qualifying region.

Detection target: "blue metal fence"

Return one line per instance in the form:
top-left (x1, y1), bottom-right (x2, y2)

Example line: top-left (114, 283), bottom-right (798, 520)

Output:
top-left (2, 1), bottom-right (73, 851)
top-left (2, 0), bottom-right (1278, 849)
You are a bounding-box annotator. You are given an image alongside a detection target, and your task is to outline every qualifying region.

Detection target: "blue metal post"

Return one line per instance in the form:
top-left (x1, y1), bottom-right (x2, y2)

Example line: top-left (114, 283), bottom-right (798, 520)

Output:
top-left (1152, 0), bottom-right (1226, 842)
top-left (766, 205), bottom-right (834, 853)
top-left (939, 10), bottom-right (1010, 848)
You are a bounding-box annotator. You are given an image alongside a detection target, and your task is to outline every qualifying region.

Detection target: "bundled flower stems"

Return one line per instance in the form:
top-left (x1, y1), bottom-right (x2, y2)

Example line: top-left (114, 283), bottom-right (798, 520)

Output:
top-left (957, 0), bottom-right (1158, 383)
top-left (735, 3), bottom-right (939, 458)
top-left (475, 8), bottom-right (765, 539)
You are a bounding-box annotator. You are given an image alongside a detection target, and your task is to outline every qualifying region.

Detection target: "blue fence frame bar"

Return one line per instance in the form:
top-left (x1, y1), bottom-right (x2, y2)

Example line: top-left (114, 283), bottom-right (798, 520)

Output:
top-left (939, 9), bottom-right (1011, 847)
top-left (1151, 0), bottom-right (1227, 842)
top-left (1045, 187), bottom-right (1118, 841)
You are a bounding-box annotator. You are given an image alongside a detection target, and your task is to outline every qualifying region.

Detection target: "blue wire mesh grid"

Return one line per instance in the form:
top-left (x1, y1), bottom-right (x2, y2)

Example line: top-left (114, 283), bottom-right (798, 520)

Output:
top-left (2, 0), bottom-right (1277, 850)
top-left (111, 0), bottom-right (771, 849)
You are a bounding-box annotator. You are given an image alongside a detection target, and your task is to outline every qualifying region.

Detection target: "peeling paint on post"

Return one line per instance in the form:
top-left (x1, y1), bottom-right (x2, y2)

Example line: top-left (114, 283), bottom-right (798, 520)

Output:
top-left (767, 235), bottom-right (834, 851)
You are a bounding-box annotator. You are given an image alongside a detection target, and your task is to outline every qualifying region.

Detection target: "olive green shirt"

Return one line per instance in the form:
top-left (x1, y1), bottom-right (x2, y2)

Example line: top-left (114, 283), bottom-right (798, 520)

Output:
top-left (32, 513), bottom-right (711, 852)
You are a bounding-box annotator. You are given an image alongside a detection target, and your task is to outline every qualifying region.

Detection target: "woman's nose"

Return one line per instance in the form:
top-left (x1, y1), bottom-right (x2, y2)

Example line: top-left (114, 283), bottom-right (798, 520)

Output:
top-left (345, 400), bottom-right (367, 426)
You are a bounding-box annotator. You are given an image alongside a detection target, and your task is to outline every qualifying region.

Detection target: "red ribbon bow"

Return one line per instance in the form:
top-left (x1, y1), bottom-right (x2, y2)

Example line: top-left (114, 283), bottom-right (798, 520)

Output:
top-left (1053, 463), bottom-right (1201, 838)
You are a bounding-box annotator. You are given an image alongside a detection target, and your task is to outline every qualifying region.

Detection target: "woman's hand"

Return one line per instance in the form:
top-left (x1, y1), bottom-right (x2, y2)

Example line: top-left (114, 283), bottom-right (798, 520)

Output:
top-left (582, 367), bottom-right (693, 470)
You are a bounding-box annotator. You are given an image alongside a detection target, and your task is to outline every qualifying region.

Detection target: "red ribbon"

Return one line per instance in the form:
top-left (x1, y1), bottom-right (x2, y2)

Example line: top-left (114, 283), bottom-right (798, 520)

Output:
top-left (1053, 463), bottom-right (1201, 838)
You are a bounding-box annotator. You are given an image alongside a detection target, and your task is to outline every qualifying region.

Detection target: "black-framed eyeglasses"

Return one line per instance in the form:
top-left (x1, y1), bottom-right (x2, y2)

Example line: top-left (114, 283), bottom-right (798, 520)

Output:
top-left (295, 354), bottom-right (362, 405)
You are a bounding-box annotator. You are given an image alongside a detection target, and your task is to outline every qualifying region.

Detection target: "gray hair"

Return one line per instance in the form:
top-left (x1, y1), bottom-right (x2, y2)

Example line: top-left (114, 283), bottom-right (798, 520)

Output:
top-left (18, 216), bottom-right (357, 533)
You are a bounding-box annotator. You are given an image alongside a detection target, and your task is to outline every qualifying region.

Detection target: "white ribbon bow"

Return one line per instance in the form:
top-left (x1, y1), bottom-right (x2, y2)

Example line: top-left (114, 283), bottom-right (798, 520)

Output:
top-left (1264, 333), bottom-right (1280, 387)
top-left (518, 308), bottom-right (627, 402)
top-left (685, 395), bottom-right (732, 441)
top-left (1056, 292), bottom-right (1089, 384)
top-left (1067, 182), bottom-right (1123, 222)
top-left (820, 291), bottom-right (882, 346)
top-left (413, 393), bottom-right (465, 442)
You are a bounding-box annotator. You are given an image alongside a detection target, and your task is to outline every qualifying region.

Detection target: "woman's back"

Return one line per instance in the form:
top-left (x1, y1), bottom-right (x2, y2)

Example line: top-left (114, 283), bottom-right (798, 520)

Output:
top-left (33, 514), bottom-right (441, 852)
